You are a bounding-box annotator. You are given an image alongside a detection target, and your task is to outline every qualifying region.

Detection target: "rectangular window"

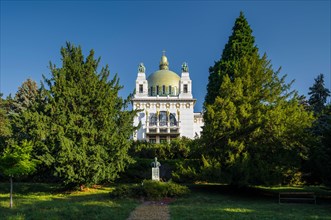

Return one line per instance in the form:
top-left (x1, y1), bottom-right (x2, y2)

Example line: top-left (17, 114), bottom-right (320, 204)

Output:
top-left (150, 86), bottom-right (154, 95)
top-left (156, 86), bottom-right (159, 95)
top-left (149, 136), bottom-right (156, 143)
top-left (183, 84), bottom-right (188, 93)
top-left (168, 86), bottom-right (172, 95)
top-left (160, 138), bottom-right (167, 143)
top-left (162, 85), bottom-right (165, 95)
top-left (139, 84), bottom-right (143, 93)
top-left (149, 138), bottom-right (156, 143)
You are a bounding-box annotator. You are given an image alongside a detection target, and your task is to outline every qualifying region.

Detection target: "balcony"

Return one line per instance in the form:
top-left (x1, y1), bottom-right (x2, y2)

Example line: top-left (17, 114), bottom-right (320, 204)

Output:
top-left (146, 124), bottom-right (180, 135)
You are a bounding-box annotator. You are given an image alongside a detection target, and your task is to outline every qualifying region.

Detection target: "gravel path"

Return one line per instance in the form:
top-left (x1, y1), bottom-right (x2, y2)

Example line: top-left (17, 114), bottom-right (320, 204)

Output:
top-left (127, 200), bottom-right (171, 220)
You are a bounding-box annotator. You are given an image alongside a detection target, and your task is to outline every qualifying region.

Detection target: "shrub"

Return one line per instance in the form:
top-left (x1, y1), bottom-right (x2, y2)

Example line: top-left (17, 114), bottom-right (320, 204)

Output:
top-left (110, 180), bottom-right (189, 199)
top-left (110, 184), bottom-right (144, 198)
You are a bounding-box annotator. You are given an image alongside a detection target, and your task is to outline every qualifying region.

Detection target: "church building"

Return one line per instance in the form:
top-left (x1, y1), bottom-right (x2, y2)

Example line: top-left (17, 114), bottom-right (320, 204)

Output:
top-left (132, 52), bottom-right (204, 143)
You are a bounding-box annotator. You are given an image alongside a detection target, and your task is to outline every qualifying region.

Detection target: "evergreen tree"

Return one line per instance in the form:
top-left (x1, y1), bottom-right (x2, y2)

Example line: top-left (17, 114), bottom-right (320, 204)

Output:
top-left (308, 74), bottom-right (330, 114)
top-left (0, 94), bottom-right (11, 138)
top-left (204, 11), bottom-right (258, 106)
top-left (202, 12), bottom-right (314, 186)
top-left (39, 43), bottom-right (137, 188)
top-left (11, 78), bottom-right (38, 113)
top-left (307, 74), bottom-right (331, 185)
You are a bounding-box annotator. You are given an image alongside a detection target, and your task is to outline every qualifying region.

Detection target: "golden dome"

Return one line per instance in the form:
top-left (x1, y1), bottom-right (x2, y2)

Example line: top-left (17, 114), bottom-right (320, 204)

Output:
top-left (147, 52), bottom-right (180, 96)
top-left (147, 69), bottom-right (180, 88)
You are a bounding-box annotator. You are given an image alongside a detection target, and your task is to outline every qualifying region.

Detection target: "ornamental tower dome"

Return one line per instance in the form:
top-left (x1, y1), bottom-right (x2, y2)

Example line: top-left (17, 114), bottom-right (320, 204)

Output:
top-left (147, 52), bottom-right (180, 96)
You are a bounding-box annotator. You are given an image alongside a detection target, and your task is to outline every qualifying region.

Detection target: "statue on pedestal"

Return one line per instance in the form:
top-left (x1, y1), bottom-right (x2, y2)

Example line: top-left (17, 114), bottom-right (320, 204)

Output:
top-left (151, 157), bottom-right (161, 181)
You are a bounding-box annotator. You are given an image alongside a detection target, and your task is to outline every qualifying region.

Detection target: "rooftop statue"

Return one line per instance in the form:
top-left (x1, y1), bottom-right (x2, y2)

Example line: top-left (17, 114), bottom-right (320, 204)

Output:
top-left (182, 62), bottom-right (189, 72)
top-left (138, 63), bottom-right (145, 73)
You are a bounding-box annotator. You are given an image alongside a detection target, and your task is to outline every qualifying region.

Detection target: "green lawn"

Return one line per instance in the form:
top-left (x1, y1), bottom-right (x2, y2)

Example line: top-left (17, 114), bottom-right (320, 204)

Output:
top-left (170, 184), bottom-right (331, 220)
top-left (1, 182), bottom-right (330, 220)
top-left (0, 182), bottom-right (138, 220)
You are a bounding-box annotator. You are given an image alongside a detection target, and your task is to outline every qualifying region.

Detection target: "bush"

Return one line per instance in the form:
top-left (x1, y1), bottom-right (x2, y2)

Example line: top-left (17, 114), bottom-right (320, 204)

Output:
top-left (110, 180), bottom-right (189, 199)
top-left (110, 184), bottom-right (144, 198)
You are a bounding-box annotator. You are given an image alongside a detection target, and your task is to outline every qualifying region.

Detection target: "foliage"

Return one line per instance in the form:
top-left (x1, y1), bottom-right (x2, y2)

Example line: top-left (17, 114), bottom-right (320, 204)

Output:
top-left (130, 137), bottom-right (193, 160)
top-left (204, 11), bottom-right (258, 106)
top-left (304, 74), bottom-right (331, 186)
top-left (23, 42), bottom-right (138, 188)
top-left (0, 95), bottom-right (11, 138)
top-left (172, 161), bottom-right (199, 183)
top-left (0, 140), bottom-right (38, 177)
top-left (307, 105), bottom-right (331, 186)
top-left (308, 73), bottom-right (330, 114)
top-left (10, 78), bottom-right (39, 113)
top-left (110, 180), bottom-right (190, 199)
top-left (0, 140), bottom-right (38, 207)
top-left (202, 12), bottom-right (314, 186)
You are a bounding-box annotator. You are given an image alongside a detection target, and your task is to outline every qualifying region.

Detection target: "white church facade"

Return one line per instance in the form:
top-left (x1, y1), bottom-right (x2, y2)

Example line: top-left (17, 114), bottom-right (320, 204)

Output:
top-left (132, 52), bottom-right (204, 143)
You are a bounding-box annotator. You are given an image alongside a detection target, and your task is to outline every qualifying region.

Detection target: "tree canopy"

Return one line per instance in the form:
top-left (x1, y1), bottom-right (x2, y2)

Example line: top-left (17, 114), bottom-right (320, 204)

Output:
top-left (34, 43), bottom-right (138, 188)
top-left (204, 11), bottom-right (258, 106)
top-left (202, 12), bottom-right (314, 186)
top-left (308, 73), bottom-right (330, 115)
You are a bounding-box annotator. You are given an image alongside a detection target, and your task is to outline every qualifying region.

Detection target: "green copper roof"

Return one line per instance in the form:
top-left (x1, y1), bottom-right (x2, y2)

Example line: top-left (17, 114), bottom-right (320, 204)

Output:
top-left (147, 69), bottom-right (180, 87)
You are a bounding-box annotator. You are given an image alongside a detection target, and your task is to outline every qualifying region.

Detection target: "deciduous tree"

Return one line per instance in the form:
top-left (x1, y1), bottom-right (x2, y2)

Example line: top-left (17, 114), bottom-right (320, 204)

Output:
top-left (0, 140), bottom-right (38, 208)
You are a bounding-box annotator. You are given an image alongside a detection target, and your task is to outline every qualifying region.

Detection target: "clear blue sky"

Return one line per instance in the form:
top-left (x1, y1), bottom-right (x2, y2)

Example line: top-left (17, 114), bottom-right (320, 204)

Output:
top-left (1, 1), bottom-right (330, 111)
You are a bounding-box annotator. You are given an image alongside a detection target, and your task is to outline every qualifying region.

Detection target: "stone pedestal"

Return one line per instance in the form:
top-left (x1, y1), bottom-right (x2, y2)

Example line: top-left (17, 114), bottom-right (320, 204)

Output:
top-left (152, 167), bottom-right (160, 181)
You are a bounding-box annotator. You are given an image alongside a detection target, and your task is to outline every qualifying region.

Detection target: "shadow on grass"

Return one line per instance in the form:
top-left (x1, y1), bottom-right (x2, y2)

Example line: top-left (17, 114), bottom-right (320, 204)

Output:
top-left (169, 184), bottom-right (331, 220)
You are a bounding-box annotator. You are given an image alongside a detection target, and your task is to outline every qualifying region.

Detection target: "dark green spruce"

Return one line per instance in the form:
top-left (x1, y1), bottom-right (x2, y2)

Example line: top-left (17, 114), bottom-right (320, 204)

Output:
top-left (308, 73), bottom-right (330, 115)
top-left (307, 74), bottom-right (331, 186)
top-left (204, 11), bottom-right (258, 106)
top-left (202, 12), bottom-right (314, 186)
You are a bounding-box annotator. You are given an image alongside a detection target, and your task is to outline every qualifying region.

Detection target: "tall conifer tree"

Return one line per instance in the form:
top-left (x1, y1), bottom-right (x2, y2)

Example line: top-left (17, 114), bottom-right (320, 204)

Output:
top-left (308, 74), bottom-right (330, 114)
top-left (202, 12), bottom-right (314, 186)
top-left (307, 74), bottom-right (331, 185)
top-left (39, 43), bottom-right (138, 188)
top-left (204, 11), bottom-right (258, 106)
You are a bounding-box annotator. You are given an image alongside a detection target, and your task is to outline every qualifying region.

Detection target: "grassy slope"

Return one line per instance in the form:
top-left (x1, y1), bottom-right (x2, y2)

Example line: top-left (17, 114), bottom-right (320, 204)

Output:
top-left (0, 183), bottom-right (139, 220)
top-left (170, 185), bottom-right (331, 220)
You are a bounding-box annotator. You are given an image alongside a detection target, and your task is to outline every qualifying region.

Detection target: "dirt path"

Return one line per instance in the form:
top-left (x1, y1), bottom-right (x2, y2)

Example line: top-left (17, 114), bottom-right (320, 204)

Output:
top-left (127, 200), bottom-right (171, 220)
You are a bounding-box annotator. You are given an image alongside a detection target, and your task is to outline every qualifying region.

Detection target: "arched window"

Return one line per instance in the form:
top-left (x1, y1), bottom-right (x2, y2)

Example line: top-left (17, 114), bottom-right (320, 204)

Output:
top-left (162, 85), bottom-right (165, 95)
top-left (159, 111), bottom-right (168, 126)
top-left (150, 86), bottom-right (154, 96)
top-left (149, 113), bottom-right (157, 126)
top-left (169, 113), bottom-right (177, 126)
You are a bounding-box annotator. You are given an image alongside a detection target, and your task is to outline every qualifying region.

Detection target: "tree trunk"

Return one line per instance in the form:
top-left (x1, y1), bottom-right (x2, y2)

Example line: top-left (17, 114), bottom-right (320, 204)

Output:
top-left (10, 176), bottom-right (13, 208)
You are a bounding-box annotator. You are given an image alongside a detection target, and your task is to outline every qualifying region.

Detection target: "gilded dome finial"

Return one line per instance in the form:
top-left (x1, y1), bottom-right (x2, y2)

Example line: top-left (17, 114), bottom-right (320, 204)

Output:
top-left (159, 50), bottom-right (169, 70)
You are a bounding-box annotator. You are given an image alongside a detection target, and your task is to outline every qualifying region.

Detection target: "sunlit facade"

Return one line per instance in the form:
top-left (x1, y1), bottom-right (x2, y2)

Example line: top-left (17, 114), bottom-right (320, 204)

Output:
top-left (132, 53), bottom-right (203, 143)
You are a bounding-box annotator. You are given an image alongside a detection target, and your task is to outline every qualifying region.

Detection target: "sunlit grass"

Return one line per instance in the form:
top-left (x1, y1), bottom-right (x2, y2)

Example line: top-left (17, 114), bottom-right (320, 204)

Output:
top-left (0, 183), bottom-right (139, 220)
top-left (222, 207), bottom-right (254, 213)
